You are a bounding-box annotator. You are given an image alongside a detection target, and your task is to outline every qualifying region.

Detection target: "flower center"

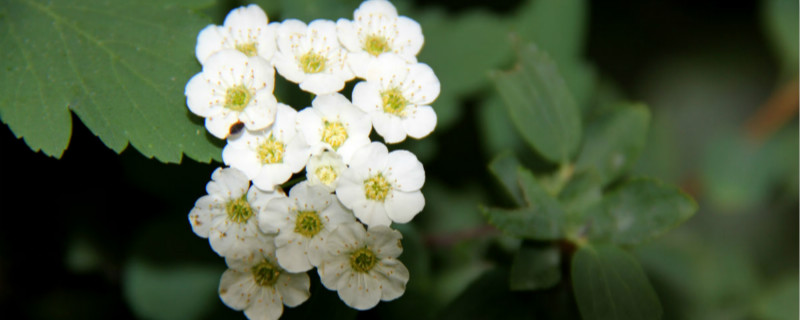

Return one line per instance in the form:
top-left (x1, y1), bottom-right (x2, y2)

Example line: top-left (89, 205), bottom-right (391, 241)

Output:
top-left (226, 195), bottom-right (253, 224)
top-left (256, 134), bottom-right (285, 164)
top-left (235, 42), bottom-right (258, 57)
top-left (299, 51), bottom-right (328, 74)
top-left (322, 120), bottom-right (348, 150)
top-left (381, 87), bottom-right (408, 116)
top-left (224, 85), bottom-right (253, 112)
top-left (350, 247), bottom-right (377, 273)
top-left (315, 165), bottom-right (337, 186)
top-left (294, 210), bottom-right (323, 238)
top-left (364, 34), bottom-right (391, 57)
top-left (364, 173), bottom-right (391, 202)
top-left (251, 259), bottom-right (282, 287)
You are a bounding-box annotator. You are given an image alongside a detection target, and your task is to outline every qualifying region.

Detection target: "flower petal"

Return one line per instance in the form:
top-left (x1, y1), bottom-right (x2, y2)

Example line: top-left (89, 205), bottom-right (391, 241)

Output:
top-left (386, 150), bottom-right (425, 191)
top-left (277, 272), bottom-right (311, 307)
top-left (219, 269), bottom-right (258, 310)
top-left (384, 190), bottom-right (424, 224)
top-left (402, 105), bottom-right (437, 139)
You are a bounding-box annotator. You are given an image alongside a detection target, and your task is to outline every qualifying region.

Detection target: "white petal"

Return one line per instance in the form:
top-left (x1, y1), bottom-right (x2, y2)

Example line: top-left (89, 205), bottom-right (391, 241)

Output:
top-left (406, 62), bottom-right (440, 105)
top-left (351, 81), bottom-right (382, 113)
top-left (356, 0), bottom-right (398, 19)
top-left (336, 135), bottom-right (371, 165)
top-left (222, 144), bottom-right (262, 181)
top-left (345, 52), bottom-right (372, 79)
top-left (240, 90), bottom-right (278, 131)
top-left (208, 167), bottom-right (250, 199)
top-left (366, 53), bottom-right (409, 84)
top-left (375, 258), bottom-right (409, 301)
top-left (335, 177), bottom-right (364, 210)
top-left (386, 150), bottom-right (425, 191)
top-left (318, 256), bottom-right (351, 291)
top-left (354, 200), bottom-right (392, 227)
top-left (276, 233), bottom-right (313, 273)
top-left (253, 163), bottom-right (293, 191)
top-left (296, 107), bottom-right (323, 145)
top-left (224, 4), bottom-right (268, 30)
top-left (277, 272), bottom-right (311, 307)
top-left (243, 288), bottom-right (284, 320)
top-left (259, 196), bottom-right (293, 234)
top-left (368, 225), bottom-right (403, 259)
top-left (185, 72), bottom-right (217, 117)
top-left (372, 112), bottom-right (407, 144)
top-left (394, 16), bottom-right (424, 56)
top-left (402, 105), bottom-right (437, 139)
top-left (206, 111), bottom-right (240, 139)
top-left (300, 74), bottom-right (346, 95)
top-left (188, 195), bottom-right (218, 238)
top-left (196, 25), bottom-right (225, 64)
top-left (247, 56), bottom-right (275, 92)
top-left (339, 273), bottom-right (381, 310)
top-left (219, 269), bottom-right (257, 310)
top-left (273, 52), bottom-right (306, 84)
top-left (336, 18), bottom-right (360, 52)
top-left (384, 190), bottom-right (424, 224)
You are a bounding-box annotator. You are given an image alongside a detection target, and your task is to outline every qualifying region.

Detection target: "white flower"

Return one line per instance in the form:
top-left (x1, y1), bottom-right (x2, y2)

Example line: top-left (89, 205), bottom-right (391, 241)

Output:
top-left (219, 237), bottom-right (311, 320)
top-left (196, 4), bottom-right (277, 64)
top-left (352, 53), bottom-right (439, 143)
top-left (296, 93), bottom-right (372, 164)
top-left (258, 181), bottom-right (355, 273)
top-left (223, 103), bottom-right (311, 191)
top-left (306, 151), bottom-right (346, 192)
top-left (317, 222), bottom-right (409, 310)
top-left (188, 167), bottom-right (284, 259)
top-left (272, 19), bottom-right (354, 95)
top-left (185, 50), bottom-right (278, 139)
top-left (337, 0), bottom-right (424, 78)
top-left (335, 142), bottom-right (425, 226)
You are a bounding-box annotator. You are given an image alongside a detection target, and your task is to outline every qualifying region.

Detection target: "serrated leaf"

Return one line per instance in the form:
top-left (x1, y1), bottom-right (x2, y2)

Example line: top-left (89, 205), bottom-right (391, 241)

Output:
top-left (491, 44), bottom-right (582, 163)
top-left (576, 103), bottom-right (651, 185)
top-left (488, 151), bottom-right (525, 205)
top-left (509, 242), bottom-right (561, 291)
top-left (483, 167), bottom-right (565, 240)
top-left (0, 0), bottom-right (222, 163)
top-left (417, 9), bottom-right (512, 129)
top-left (587, 178), bottom-right (697, 246)
top-left (572, 244), bottom-right (662, 320)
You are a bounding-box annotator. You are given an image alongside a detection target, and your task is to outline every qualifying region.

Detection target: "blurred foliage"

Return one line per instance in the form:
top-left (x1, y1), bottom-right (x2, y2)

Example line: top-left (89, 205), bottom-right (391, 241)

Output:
top-left (1, 0), bottom-right (797, 320)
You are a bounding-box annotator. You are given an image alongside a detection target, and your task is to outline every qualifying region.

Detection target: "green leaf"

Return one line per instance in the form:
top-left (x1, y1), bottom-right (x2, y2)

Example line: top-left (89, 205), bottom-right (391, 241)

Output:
top-left (483, 167), bottom-right (565, 240)
top-left (417, 9), bottom-right (512, 129)
top-left (587, 178), bottom-right (697, 246)
top-left (490, 44), bottom-right (582, 163)
top-left (558, 169), bottom-right (602, 234)
top-left (509, 242), bottom-right (561, 291)
top-left (762, 0), bottom-right (799, 74)
top-left (123, 257), bottom-right (222, 320)
top-left (0, 0), bottom-right (221, 162)
top-left (755, 275), bottom-right (799, 320)
top-left (572, 244), bottom-right (662, 320)
top-left (279, 0), bottom-right (361, 21)
top-left (478, 92), bottom-right (527, 157)
top-left (576, 103), bottom-right (651, 185)
top-left (488, 151), bottom-right (525, 205)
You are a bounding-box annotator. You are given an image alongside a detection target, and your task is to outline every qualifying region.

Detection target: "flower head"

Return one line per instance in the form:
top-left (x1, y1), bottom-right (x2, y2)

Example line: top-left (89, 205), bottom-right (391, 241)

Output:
top-left (188, 167), bottom-right (284, 259)
top-left (222, 103), bottom-right (311, 191)
top-left (185, 50), bottom-right (278, 139)
top-left (317, 222), bottom-right (409, 310)
top-left (258, 182), bottom-right (355, 273)
top-left (352, 53), bottom-right (439, 143)
top-left (335, 142), bottom-right (425, 226)
top-left (337, 0), bottom-right (424, 78)
top-left (272, 19), bottom-right (354, 95)
top-left (196, 4), bottom-right (277, 64)
top-left (296, 93), bottom-right (372, 164)
top-left (219, 237), bottom-right (311, 320)
top-left (306, 151), bottom-right (347, 192)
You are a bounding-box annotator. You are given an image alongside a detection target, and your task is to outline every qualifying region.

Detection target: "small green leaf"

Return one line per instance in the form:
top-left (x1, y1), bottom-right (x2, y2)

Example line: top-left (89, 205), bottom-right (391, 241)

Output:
top-left (0, 0), bottom-right (221, 162)
top-left (558, 170), bottom-right (602, 234)
top-left (576, 103), bottom-right (651, 185)
top-left (483, 167), bottom-right (565, 240)
top-left (762, 0), bottom-right (799, 74)
top-left (417, 9), bottom-right (512, 129)
top-left (509, 242), bottom-right (561, 291)
top-left (491, 44), bottom-right (582, 163)
top-left (123, 258), bottom-right (222, 320)
top-left (587, 178), bottom-right (697, 246)
top-left (572, 244), bottom-right (662, 320)
top-left (488, 151), bottom-right (525, 205)
top-left (755, 275), bottom-right (799, 320)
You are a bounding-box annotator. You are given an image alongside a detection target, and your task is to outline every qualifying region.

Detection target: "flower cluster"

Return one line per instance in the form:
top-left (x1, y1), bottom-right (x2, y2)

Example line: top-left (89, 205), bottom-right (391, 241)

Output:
top-left (185, 1), bottom-right (438, 319)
